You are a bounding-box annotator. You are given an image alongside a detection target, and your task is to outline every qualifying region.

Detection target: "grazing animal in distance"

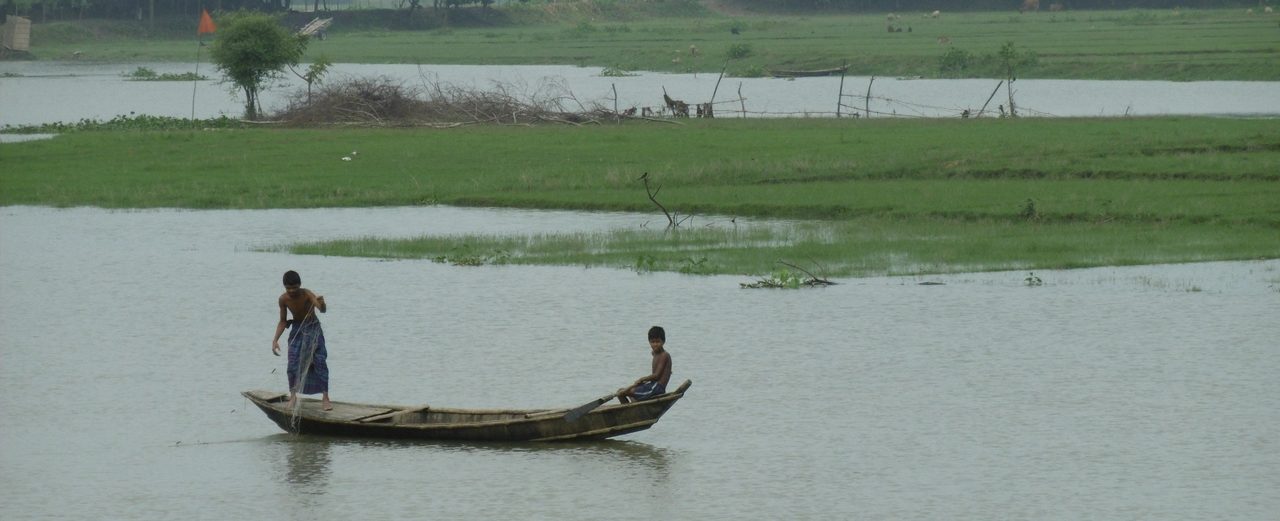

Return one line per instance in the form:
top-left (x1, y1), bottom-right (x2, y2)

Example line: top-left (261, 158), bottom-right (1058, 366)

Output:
top-left (930, 10), bottom-right (940, 18)
top-left (1049, 3), bottom-right (1064, 12)
top-left (1020, 0), bottom-right (1039, 13)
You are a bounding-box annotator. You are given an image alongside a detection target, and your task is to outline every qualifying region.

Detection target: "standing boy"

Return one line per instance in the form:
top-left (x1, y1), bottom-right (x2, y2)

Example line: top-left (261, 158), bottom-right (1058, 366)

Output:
top-left (618, 326), bottom-right (673, 403)
top-left (271, 270), bottom-right (332, 411)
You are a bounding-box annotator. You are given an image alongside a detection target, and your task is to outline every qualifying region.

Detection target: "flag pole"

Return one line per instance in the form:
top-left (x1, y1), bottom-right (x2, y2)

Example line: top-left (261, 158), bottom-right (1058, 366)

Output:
top-left (191, 39), bottom-right (201, 129)
top-left (192, 8), bottom-right (216, 130)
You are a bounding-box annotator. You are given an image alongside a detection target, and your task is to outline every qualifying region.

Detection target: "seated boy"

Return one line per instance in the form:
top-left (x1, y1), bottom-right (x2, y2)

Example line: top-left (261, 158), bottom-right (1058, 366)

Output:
top-left (617, 326), bottom-right (673, 403)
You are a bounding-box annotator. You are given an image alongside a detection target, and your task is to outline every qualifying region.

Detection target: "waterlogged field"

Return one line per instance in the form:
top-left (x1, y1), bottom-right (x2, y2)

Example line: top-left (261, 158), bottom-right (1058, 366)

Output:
top-left (26, 7), bottom-right (1280, 80)
top-left (3, 117), bottom-right (1277, 276)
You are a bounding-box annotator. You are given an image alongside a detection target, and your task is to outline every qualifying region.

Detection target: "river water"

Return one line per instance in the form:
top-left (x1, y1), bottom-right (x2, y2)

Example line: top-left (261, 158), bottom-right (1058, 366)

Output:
top-left (1, 205), bottom-right (1277, 520)
top-left (2, 62), bottom-right (1279, 127)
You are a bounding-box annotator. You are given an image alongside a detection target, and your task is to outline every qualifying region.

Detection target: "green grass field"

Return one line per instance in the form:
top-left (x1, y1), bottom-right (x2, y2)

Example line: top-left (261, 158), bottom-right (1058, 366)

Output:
top-left (24, 6), bottom-right (1280, 80)
top-left (4, 117), bottom-right (1277, 276)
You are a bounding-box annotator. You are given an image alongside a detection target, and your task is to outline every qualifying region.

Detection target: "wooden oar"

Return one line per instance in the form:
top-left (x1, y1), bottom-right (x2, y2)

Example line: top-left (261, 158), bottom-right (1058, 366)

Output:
top-left (563, 390), bottom-right (620, 422)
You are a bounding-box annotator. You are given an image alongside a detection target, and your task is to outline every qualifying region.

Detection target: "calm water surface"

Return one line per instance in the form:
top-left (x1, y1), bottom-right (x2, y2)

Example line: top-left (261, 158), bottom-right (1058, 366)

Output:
top-left (1, 206), bottom-right (1277, 520)
top-left (2, 62), bottom-right (1279, 127)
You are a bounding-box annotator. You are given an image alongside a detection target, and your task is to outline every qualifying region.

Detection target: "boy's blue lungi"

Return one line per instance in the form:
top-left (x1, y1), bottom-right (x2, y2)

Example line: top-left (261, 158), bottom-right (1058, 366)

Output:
top-left (287, 317), bottom-right (329, 395)
top-left (632, 380), bottom-right (666, 401)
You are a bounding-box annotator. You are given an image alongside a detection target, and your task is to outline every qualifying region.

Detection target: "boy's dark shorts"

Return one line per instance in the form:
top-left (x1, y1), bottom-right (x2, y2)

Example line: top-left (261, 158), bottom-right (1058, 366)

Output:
top-left (632, 381), bottom-right (667, 401)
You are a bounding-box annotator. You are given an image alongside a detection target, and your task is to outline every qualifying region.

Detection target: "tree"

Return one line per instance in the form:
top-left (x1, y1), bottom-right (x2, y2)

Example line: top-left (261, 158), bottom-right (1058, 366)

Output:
top-left (290, 55), bottom-right (332, 104)
top-left (208, 11), bottom-right (308, 120)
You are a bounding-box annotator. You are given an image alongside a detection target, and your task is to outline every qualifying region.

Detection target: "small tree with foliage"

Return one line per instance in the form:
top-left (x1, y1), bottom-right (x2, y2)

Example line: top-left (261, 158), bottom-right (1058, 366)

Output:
top-left (291, 56), bottom-right (332, 104)
top-left (209, 11), bottom-right (308, 120)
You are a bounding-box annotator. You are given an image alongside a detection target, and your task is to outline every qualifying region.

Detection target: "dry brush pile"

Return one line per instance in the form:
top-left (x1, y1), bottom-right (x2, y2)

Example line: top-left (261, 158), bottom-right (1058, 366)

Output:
top-left (271, 76), bottom-right (619, 127)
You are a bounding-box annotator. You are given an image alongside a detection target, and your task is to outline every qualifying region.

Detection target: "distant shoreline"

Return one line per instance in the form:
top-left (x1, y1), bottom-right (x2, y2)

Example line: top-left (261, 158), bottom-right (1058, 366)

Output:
top-left (7, 6), bottom-right (1278, 81)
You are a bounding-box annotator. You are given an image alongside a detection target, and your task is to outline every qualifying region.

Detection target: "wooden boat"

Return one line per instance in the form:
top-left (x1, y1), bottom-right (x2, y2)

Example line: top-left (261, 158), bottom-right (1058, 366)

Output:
top-left (769, 65), bottom-right (849, 78)
top-left (242, 380), bottom-right (691, 442)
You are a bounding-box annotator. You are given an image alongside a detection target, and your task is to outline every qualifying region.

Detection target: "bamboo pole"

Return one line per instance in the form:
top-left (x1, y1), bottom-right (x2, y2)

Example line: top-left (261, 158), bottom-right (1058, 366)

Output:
top-left (977, 80), bottom-right (1004, 118)
top-left (865, 76), bottom-right (875, 119)
top-left (836, 61), bottom-right (846, 118)
top-left (710, 61), bottom-right (727, 104)
top-left (191, 41), bottom-right (202, 129)
top-left (738, 83), bottom-right (746, 118)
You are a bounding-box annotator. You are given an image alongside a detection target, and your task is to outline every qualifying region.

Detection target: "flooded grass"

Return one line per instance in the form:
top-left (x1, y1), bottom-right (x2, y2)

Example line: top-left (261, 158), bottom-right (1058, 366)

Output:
top-left (281, 219), bottom-right (1280, 278)
top-left (5, 117), bottom-right (1278, 276)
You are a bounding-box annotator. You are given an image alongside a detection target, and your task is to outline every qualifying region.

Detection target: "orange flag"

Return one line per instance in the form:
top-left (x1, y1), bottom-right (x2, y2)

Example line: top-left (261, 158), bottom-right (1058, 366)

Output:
top-left (197, 9), bottom-right (217, 35)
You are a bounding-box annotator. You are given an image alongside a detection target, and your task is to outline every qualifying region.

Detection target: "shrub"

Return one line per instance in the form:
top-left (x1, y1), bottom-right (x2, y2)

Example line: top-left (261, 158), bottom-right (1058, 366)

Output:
top-left (938, 47), bottom-right (973, 76)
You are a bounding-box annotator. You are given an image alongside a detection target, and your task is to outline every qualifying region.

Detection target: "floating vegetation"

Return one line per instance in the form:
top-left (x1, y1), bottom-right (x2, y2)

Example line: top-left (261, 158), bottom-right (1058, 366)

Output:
top-left (122, 66), bottom-right (208, 82)
top-left (599, 65), bottom-right (636, 77)
top-left (1025, 272), bottom-right (1044, 286)
top-left (431, 249), bottom-right (511, 267)
top-left (741, 261), bottom-right (836, 289)
top-left (2, 114), bottom-right (245, 133)
top-left (741, 269), bottom-right (806, 289)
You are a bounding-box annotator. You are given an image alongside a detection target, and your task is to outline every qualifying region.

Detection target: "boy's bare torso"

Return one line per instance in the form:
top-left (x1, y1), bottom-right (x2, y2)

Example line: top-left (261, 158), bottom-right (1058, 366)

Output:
top-left (651, 350), bottom-right (672, 387)
top-left (279, 288), bottom-right (319, 322)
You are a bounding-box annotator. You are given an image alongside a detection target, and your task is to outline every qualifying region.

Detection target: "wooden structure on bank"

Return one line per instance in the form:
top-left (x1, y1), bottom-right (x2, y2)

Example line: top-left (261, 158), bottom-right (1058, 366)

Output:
top-left (298, 17), bottom-right (333, 39)
top-left (242, 380), bottom-right (692, 441)
top-left (2, 16), bottom-right (31, 53)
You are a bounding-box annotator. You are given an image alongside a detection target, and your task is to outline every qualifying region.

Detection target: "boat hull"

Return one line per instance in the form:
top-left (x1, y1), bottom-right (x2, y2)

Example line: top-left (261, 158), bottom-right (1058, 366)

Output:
top-left (242, 380), bottom-right (690, 442)
top-left (769, 66), bottom-right (849, 78)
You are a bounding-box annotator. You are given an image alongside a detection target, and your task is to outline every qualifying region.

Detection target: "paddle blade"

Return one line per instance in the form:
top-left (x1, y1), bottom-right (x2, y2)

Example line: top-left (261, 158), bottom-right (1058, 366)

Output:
top-left (564, 394), bottom-right (613, 422)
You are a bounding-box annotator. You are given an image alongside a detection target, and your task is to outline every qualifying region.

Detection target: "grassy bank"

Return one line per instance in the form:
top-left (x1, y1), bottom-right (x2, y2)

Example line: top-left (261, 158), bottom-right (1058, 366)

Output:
top-left (3, 117), bottom-right (1277, 276)
top-left (18, 6), bottom-right (1280, 80)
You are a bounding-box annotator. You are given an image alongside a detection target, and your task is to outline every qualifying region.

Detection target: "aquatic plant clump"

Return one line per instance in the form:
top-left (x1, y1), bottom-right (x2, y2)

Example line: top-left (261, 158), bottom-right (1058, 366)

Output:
top-left (122, 66), bottom-right (208, 82)
top-left (2, 114), bottom-right (246, 133)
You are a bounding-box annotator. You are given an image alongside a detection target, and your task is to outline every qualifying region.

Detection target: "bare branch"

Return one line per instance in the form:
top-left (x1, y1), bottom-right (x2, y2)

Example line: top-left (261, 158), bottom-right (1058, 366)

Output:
top-left (641, 174), bottom-right (677, 228)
